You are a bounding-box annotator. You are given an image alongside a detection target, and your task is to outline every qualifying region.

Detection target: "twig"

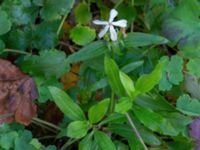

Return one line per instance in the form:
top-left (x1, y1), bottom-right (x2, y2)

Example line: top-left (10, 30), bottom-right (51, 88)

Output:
top-left (32, 117), bottom-right (62, 131)
top-left (32, 120), bottom-right (57, 133)
top-left (125, 113), bottom-right (148, 150)
top-left (57, 13), bottom-right (69, 36)
top-left (3, 49), bottom-right (31, 55)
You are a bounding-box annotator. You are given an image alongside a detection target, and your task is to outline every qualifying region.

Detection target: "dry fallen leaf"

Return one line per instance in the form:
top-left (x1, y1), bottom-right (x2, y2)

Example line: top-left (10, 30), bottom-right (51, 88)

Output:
top-left (0, 59), bottom-right (38, 125)
top-left (61, 63), bottom-right (80, 90)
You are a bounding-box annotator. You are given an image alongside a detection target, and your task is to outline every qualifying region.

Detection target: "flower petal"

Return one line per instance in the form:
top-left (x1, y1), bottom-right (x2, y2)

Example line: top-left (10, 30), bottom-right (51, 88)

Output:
top-left (93, 20), bottom-right (108, 25)
top-left (98, 25), bottom-right (109, 38)
top-left (112, 20), bottom-right (127, 28)
top-left (109, 9), bottom-right (118, 23)
top-left (109, 25), bottom-right (117, 41)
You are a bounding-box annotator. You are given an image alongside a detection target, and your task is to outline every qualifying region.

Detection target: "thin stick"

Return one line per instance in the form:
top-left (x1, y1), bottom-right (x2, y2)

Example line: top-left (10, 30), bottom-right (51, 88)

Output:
top-left (60, 139), bottom-right (78, 150)
top-left (4, 49), bottom-right (31, 55)
top-left (125, 113), bottom-right (148, 150)
top-left (57, 13), bottom-right (69, 36)
top-left (33, 117), bottom-right (62, 131)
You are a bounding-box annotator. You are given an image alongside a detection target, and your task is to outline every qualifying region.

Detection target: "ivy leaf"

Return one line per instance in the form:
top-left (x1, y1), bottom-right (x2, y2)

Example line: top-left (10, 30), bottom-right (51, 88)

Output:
top-left (159, 55), bottom-right (183, 91)
top-left (70, 26), bottom-right (96, 46)
top-left (21, 50), bottom-right (69, 79)
top-left (40, 0), bottom-right (74, 21)
top-left (75, 2), bottom-right (92, 24)
top-left (176, 94), bottom-right (200, 116)
top-left (162, 0), bottom-right (200, 52)
top-left (0, 10), bottom-right (11, 35)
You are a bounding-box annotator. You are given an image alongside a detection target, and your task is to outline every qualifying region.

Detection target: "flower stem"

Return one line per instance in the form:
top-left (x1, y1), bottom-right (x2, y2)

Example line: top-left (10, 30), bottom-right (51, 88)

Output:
top-left (125, 113), bottom-right (148, 150)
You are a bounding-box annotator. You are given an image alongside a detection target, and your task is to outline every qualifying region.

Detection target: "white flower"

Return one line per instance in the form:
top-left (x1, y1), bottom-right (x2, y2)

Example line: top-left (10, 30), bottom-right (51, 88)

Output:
top-left (93, 9), bottom-right (127, 41)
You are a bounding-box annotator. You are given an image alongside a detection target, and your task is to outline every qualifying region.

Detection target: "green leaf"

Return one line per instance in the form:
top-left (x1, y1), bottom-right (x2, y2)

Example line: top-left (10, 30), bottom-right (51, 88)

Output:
top-left (187, 58), bottom-right (200, 77)
top-left (162, 0), bottom-right (200, 52)
top-left (79, 134), bottom-right (93, 150)
top-left (48, 86), bottom-right (85, 121)
top-left (67, 41), bottom-right (108, 63)
top-left (67, 121), bottom-right (89, 139)
top-left (88, 98), bottom-right (110, 124)
top-left (70, 26), bottom-right (96, 46)
top-left (115, 97), bottom-right (132, 114)
top-left (135, 60), bottom-right (164, 93)
top-left (159, 55), bottom-right (183, 91)
top-left (1, 0), bottom-right (38, 25)
top-left (21, 50), bottom-right (69, 79)
top-left (121, 60), bottom-right (144, 73)
top-left (176, 94), bottom-right (200, 116)
top-left (0, 10), bottom-right (11, 35)
top-left (0, 132), bottom-right (18, 149)
top-left (124, 32), bottom-right (168, 48)
top-left (75, 2), bottom-right (92, 24)
top-left (119, 71), bottom-right (136, 98)
top-left (40, 0), bottom-right (74, 21)
top-left (133, 105), bottom-right (177, 136)
top-left (104, 56), bottom-right (125, 96)
top-left (94, 130), bottom-right (116, 150)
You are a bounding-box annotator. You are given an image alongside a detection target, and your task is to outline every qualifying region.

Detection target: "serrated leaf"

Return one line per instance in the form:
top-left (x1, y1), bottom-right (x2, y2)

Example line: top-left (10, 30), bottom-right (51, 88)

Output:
top-left (70, 26), bottom-right (96, 46)
top-left (124, 32), bottom-right (168, 48)
top-left (48, 86), bottom-right (85, 121)
top-left (21, 50), bottom-right (69, 79)
top-left (0, 10), bottom-right (11, 35)
top-left (187, 58), bottom-right (200, 77)
top-left (176, 94), bottom-right (200, 116)
top-left (67, 121), bottom-right (89, 139)
top-left (94, 130), bottom-right (116, 150)
top-left (67, 41), bottom-right (108, 63)
top-left (40, 0), bottom-right (74, 21)
top-left (162, 0), bottom-right (200, 52)
top-left (88, 98), bottom-right (110, 124)
top-left (104, 56), bottom-right (125, 96)
top-left (75, 2), bottom-right (92, 24)
top-left (159, 55), bottom-right (183, 91)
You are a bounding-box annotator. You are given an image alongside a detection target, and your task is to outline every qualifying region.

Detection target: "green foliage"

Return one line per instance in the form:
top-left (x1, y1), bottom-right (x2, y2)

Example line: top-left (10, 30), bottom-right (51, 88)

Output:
top-left (88, 98), bottom-right (110, 124)
top-left (159, 55), bottom-right (183, 91)
top-left (70, 26), bottom-right (96, 46)
top-left (48, 86), bottom-right (85, 121)
top-left (21, 50), bottom-right (69, 79)
top-left (0, 0), bottom-right (199, 149)
top-left (176, 94), bottom-right (200, 116)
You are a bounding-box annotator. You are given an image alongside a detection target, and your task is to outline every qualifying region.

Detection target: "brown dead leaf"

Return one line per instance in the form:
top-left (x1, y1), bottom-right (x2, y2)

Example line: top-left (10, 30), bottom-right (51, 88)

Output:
top-left (61, 63), bottom-right (80, 90)
top-left (0, 59), bottom-right (38, 125)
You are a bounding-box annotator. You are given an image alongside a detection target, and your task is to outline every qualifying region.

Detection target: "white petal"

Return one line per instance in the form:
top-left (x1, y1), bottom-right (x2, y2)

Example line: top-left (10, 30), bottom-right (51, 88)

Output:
top-left (98, 25), bottom-right (109, 38)
top-left (112, 20), bottom-right (127, 28)
top-left (93, 20), bottom-right (108, 25)
top-left (109, 25), bottom-right (117, 41)
top-left (109, 9), bottom-right (118, 23)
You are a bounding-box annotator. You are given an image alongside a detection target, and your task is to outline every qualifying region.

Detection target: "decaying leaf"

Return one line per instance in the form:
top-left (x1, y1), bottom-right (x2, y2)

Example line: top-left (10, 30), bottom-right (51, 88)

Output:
top-left (0, 59), bottom-right (38, 125)
top-left (61, 63), bottom-right (80, 90)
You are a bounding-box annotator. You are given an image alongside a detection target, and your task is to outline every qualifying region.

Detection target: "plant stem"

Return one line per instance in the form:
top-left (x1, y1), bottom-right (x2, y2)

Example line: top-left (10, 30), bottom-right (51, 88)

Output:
top-left (33, 117), bottom-right (62, 131)
top-left (3, 49), bottom-right (31, 55)
top-left (125, 113), bottom-right (148, 150)
top-left (60, 139), bottom-right (78, 150)
top-left (109, 92), bottom-right (115, 113)
top-left (57, 13), bottom-right (69, 36)
top-left (32, 120), bottom-right (57, 133)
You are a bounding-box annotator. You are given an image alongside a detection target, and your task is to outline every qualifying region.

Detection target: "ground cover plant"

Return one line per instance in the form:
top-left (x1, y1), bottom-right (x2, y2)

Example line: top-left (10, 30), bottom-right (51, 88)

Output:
top-left (0, 0), bottom-right (200, 149)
